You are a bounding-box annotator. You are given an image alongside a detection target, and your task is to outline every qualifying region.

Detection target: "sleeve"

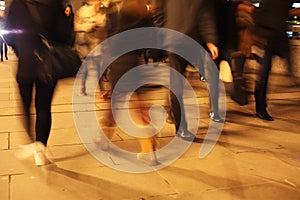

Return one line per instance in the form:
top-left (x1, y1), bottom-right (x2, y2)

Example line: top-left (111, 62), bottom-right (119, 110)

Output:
top-left (197, 1), bottom-right (218, 45)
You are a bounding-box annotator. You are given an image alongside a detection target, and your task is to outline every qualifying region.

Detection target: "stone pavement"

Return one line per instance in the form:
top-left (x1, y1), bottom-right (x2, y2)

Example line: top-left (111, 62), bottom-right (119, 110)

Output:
top-left (0, 51), bottom-right (300, 200)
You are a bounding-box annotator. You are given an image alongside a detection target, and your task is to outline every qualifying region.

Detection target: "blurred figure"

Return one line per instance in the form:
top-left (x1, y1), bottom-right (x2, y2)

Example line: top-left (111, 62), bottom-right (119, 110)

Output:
top-left (0, 10), bottom-right (8, 61)
top-left (251, 0), bottom-right (293, 121)
top-left (95, 0), bottom-right (160, 165)
top-left (74, 0), bottom-right (109, 98)
top-left (5, 0), bottom-right (71, 166)
top-left (163, 0), bottom-right (219, 140)
top-left (214, 0), bottom-right (255, 108)
top-left (64, 4), bottom-right (75, 46)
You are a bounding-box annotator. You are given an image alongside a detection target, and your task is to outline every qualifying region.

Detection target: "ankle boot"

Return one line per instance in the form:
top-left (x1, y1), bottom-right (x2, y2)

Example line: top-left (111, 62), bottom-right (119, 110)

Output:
top-left (230, 55), bottom-right (248, 105)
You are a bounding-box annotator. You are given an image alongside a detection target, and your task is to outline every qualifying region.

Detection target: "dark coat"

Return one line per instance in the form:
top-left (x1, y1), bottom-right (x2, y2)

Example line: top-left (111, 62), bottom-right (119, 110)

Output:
top-left (253, 0), bottom-right (292, 39)
top-left (164, 0), bottom-right (218, 45)
top-left (5, 0), bottom-right (71, 83)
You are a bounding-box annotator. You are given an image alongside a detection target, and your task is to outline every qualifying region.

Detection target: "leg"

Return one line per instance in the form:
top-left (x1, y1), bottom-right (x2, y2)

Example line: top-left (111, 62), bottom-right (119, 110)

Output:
top-left (79, 62), bottom-right (88, 96)
top-left (207, 55), bottom-right (223, 122)
top-left (254, 47), bottom-right (273, 121)
top-left (17, 80), bottom-right (34, 141)
top-left (0, 40), bottom-right (3, 61)
top-left (168, 53), bottom-right (194, 141)
top-left (35, 80), bottom-right (57, 146)
top-left (4, 43), bottom-right (8, 60)
top-left (230, 53), bottom-right (248, 105)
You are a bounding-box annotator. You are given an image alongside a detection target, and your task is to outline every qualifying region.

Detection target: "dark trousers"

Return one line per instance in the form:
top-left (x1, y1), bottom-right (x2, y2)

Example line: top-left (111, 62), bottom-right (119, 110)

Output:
top-left (168, 54), bottom-right (189, 132)
top-left (18, 79), bottom-right (56, 145)
top-left (0, 39), bottom-right (8, 61)
top-left (254, 35), bottom-right (290, 112)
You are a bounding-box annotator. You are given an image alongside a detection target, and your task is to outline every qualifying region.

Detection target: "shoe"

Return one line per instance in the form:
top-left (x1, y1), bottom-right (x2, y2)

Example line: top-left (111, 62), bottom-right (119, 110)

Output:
top-left (137, 152), bottom-right (159, 166)
top-left (166, 114), bottom-right (175, 124)
top-left (200, 76), bottom-right (206, 82)
top-left (230, 79), bottom-right (248, 106)
top-left (256, 110), bottom-right (274, 121)
top-left (79, 90), bottom-right (87, 96)
top-left (34, 142), bottom-right (52, 166)
top-left (230, 89), bottom-right (248, 106)
top-left (176, 128), bottom-right (195, 141)
top-left (93, 133), bottom-right (110, 151)
top-left (5, 56), bottom-right (8, 60)
top-left (99, 90), bottom-right (110, 101)
top-left (15, 143), bottom-right (35, 159)
top-left (209, 112), bottom-right (224, 123)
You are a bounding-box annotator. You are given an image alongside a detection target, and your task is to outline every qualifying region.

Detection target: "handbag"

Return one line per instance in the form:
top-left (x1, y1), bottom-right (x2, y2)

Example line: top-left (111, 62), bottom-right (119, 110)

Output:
top-left (25, 0), bottom-right (82, 85)
top-left (34, 35), bottom-right (82, 85)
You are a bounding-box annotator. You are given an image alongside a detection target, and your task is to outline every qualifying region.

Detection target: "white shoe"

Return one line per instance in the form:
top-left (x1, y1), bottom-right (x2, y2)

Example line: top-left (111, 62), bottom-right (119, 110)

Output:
top-left (15, 143), bottom-right (35, 159)
top-left (34, 142), bottom-right (51, 166)
top-left (137, 152), bottom-right (159, 166)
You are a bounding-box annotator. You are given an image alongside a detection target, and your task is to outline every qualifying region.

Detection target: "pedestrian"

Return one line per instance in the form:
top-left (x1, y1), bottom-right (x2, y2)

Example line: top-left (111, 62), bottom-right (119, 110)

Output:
top-left (251, 0), bottom-right (293, 121)
top-left (5, 0), bottom-right (74, 166)
top-left (163, 0), bottom-right (219, 140)
top-left (74, 0), bottom-right (110, 99)
top-left (0, 10), bottom-right (8, 61)
top-left (94, 0), bottom-right (160, 165)
top-left (214, 0), bottom-right (255, 108)
top-left (63, 4), bottom-right (75, 46)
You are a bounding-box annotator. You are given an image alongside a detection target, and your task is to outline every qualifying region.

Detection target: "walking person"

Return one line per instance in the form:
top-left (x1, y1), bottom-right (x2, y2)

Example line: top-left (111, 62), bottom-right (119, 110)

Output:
top-left (74, 0), bottom-right (110, 98)
top-left (63, 4), bottom-right (75, 46)
top-left (94, 0), bottom-right (161, 165)
top-left (0, 10), bottom-right (8, 61)
top-left (163, 0), bottom-right (219, 140)
top-left (5, 0), bottom-right (74, 166)
top-left (252, 0), bottom-right (293, 121)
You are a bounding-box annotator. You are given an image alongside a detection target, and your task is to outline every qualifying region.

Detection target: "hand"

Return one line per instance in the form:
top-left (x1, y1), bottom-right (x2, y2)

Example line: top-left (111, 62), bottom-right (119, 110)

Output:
top-left (206, 42), bottom-right (219, 60)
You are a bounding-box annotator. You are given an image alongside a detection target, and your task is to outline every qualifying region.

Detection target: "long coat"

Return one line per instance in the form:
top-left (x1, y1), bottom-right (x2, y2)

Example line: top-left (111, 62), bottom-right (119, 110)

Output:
top-left (5, 0), bottom-right (69, 83)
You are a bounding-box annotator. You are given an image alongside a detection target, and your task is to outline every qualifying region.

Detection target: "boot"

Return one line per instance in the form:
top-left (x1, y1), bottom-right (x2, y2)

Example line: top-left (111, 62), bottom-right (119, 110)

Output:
top-left (230, 55), bottom-right (248, 106)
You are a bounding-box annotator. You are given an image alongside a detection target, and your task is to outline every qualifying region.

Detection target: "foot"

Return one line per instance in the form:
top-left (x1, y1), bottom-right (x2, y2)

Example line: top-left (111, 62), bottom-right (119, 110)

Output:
top-left (5, 56), bottom-right (8, 60)
top-left (79, 89), bottom-right (87, 96)
top-left (99, 90), bottom-right (111, 101)
top-left (137, 152), bottom-right (159, 166)
top-left (15, 143), bottom-right (35, 159)
top-left (93, 133), bottom-right (110, 151)
top-left (230, 89), bottom-right (248, 106)
top-left (209, 112), bottom-right (224, 123)
top-left (166, 114), bottom-right (175, 124)
top-left (34, 142), bottom-right (52, 166)
top-left (256, 110), bottom-right (274, 121)
top-left (176, 128), bottom-right (195, 141)
top-left (200, 76), bottom-right (206, 82)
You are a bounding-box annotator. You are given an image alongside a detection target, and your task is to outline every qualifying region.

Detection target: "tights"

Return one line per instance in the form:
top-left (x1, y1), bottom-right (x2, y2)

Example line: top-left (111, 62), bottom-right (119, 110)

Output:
top-left (18, 79), bottom-right (56, 146)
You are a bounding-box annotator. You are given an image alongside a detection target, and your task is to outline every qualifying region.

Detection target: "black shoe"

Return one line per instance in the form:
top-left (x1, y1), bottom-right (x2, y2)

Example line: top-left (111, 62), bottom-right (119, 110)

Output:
top-left (209, 112), bottom-right (225, 123)
top-left (176, 128), bottom-right (195, 141)
top-left (230, 89), bottom-right (248, 106)
top-left (256, 110), bottom-right (274, 121)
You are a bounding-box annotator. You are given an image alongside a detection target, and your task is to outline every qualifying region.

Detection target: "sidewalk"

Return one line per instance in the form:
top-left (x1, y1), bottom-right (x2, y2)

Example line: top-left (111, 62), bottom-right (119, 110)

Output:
top-left (0, 52), bottom-right (300, 200)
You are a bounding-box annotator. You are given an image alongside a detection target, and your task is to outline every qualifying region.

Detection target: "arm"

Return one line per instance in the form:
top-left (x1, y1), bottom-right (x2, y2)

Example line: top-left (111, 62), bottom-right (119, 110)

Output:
top-left (198, 2), bottom-right (219, 60)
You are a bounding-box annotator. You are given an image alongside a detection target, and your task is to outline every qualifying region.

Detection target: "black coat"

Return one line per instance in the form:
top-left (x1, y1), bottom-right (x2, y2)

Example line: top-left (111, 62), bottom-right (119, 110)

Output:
top-left (5, 0), bottom-right (71, 83)
top-left (164, 0), bottom-right (218, 45)
top-left (253, 0), bottom-right (292, 39)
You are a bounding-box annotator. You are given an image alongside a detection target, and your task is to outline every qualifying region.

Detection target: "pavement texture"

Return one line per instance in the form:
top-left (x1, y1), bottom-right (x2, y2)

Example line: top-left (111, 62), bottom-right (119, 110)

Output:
top-left (0, 51), bottom-right (300, 200)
